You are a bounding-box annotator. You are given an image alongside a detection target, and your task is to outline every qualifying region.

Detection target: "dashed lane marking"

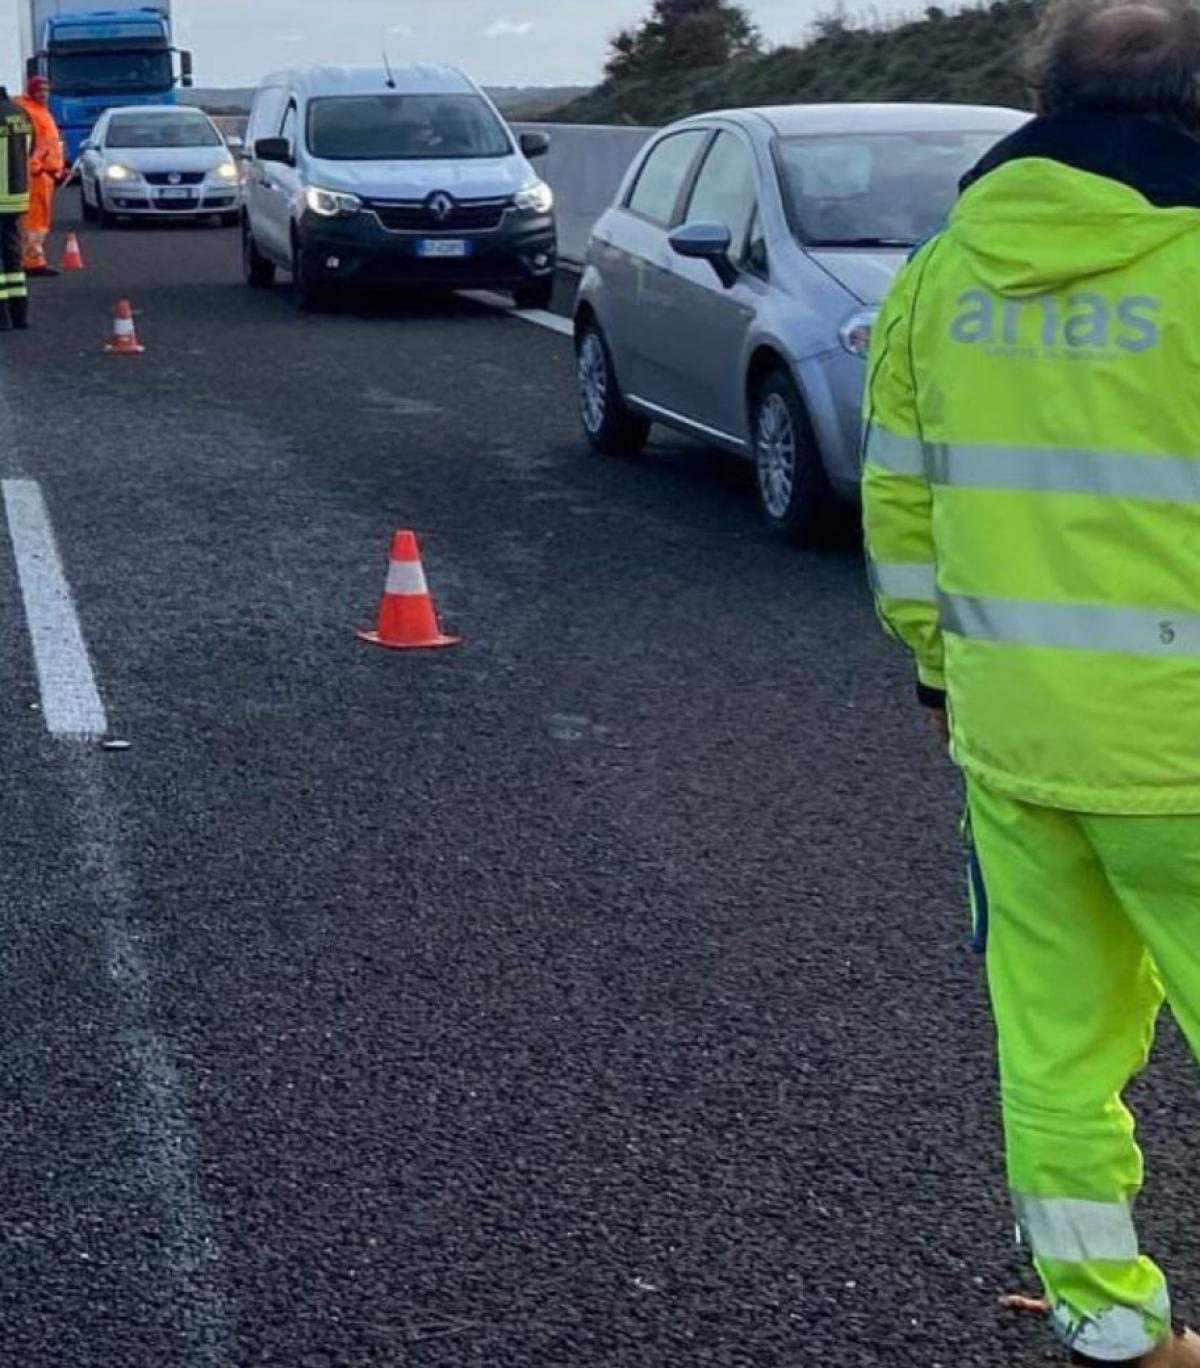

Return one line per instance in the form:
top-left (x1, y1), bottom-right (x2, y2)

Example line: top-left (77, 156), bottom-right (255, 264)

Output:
top-left (464, 290), bottom-right (576, 338)
top-left (2, 478), bottom-right (108, 739)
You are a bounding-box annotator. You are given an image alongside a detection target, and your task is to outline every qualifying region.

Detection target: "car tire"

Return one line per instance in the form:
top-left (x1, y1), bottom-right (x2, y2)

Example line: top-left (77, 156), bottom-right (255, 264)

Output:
top-left (576, 321), bottom-right (650, 458)
top-left (514, 278), bottom-right (555, 311)
top-left (80, 183), bottom-right (98, 224)
top-left (243, 221), bottom-right (276, 290)
top-left (291, 233), bottom-right (326, 312)
top-left (95, 187), bottom-right (112, 228)
top-left (220, 211), bottom-right (240, 229)
top-left (751, 369), bottom-right (834, 545)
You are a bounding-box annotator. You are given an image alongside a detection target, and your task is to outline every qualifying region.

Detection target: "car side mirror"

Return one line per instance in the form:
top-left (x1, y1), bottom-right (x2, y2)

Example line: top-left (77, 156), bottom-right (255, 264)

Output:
top-left (179, 49), bottom-right (194, 88)
top-left (255, 137), bottom-right (293, 166)
top-left (520, 130), bottom-right (550, 159)
top-left (670, 221), bottom-right (738, 289)
top-left (79, 140), bottom-right (95, 154)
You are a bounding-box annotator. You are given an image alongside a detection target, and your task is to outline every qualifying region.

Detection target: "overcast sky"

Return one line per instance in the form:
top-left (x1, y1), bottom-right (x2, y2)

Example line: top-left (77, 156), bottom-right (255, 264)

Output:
top-left (1, 0), bottom-right (917, 89)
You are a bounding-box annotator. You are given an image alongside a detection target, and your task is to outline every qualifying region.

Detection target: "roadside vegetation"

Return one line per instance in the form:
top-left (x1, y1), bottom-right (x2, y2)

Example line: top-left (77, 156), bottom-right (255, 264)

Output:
top-left (551, 0), bottom-right (1040, 125)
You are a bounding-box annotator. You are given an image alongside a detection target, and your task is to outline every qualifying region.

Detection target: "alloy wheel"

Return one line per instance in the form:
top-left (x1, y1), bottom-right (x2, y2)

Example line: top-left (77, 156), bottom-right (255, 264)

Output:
top-left (578, 332), bottom-right (608, 436)
top-left (756, 392), bottom-right (796, 520)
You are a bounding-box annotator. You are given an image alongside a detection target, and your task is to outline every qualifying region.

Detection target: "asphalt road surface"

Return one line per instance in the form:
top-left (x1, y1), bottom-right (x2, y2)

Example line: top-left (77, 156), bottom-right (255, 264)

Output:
top-left (2, 196), bottom-right (1198, 1368)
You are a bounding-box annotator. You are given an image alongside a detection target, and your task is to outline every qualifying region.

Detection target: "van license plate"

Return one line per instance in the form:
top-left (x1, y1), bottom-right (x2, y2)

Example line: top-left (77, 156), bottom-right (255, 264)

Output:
top-left (417, 239), bottom-right (470, 258)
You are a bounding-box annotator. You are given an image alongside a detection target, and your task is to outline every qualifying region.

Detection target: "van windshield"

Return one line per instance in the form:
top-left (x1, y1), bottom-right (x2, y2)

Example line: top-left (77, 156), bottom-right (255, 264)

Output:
top-left (307, 94), bottom-right (512, 161)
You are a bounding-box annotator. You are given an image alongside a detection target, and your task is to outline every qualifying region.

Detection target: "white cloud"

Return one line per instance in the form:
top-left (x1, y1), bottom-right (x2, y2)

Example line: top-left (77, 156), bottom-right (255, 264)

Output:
top-left (483, 19), bottom-right (535, 38)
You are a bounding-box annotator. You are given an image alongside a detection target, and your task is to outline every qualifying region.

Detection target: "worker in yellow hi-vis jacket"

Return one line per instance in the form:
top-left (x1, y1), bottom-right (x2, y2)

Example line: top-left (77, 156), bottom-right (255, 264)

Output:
top-left (863, 3), bottom-right (1200, 1366)
top-left (0, 86), bottom-right (31, 331)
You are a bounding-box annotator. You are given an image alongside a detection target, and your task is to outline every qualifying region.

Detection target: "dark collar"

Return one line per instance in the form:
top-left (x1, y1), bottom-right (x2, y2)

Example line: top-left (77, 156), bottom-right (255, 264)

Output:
top-left (961, 112), bottom-right (1200, 209)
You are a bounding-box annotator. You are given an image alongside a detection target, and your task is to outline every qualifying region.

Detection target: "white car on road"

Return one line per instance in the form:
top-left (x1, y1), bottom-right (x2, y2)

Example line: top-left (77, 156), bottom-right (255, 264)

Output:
top-left (78, 106), bottom-right (243, 227)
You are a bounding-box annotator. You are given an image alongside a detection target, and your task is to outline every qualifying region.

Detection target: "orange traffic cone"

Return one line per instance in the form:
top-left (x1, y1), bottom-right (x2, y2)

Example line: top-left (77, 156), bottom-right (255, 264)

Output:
top-left (357, 531), bottom-right (461, 650)
top-left (104, 299), bottom-right (144, 354)
top-left (60, 233), bottom-right (84, 271)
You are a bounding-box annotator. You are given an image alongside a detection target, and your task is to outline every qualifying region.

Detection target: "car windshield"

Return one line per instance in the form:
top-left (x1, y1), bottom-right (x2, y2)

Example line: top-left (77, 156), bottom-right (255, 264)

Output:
top-left (775, 130), bottom-right (1008, 248)
top-left (106, 113), bottom-right (222, 149)
top-left (307, 94), bottom-right (512, 161)
top-left (49, 50), bottom-right (173, 96)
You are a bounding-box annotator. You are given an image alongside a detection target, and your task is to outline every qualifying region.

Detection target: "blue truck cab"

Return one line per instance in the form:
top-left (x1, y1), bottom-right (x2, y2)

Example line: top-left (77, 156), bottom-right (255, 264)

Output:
top-left (21, 3), bottom-right (193, 160)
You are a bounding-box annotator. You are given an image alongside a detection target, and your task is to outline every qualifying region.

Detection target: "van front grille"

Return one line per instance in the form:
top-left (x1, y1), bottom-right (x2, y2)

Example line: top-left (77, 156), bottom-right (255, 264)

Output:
top-left (366, 197), bottom-right (511, 233)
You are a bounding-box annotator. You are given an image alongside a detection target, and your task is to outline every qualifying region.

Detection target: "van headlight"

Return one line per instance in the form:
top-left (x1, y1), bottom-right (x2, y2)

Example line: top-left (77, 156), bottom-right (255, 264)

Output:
top-left (304, 186), bottom-right (362, 218)
top-left (514, 180), bottom-right (553, 215)
top-left (839, 308), bottom-right (878, 359)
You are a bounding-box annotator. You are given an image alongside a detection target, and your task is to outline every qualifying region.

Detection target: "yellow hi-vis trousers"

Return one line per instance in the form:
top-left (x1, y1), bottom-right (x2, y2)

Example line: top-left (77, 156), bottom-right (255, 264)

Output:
top-left (965, 780), bottom-right (1200, 1362)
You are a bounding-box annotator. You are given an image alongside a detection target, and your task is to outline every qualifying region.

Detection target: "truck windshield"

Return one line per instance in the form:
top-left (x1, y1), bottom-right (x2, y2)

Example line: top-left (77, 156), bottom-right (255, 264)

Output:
top-left (775, 129), bottom-right (1008, 248)
top-left (50, 50), bottom-right (173, 96)
top-left (107, 113), bottom-right (220, 148)
top-left (307, 95), bottom-right (512, 161)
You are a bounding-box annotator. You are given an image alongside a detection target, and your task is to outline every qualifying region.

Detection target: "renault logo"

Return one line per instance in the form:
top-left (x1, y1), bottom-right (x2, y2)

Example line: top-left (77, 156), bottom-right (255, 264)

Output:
top-left (427, 192), bottom-right (455, 223)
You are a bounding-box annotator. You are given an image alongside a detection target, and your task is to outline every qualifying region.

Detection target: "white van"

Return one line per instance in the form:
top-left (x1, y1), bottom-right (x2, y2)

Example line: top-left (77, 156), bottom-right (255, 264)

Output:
top-left (241, 64), bottom-right (557, 310)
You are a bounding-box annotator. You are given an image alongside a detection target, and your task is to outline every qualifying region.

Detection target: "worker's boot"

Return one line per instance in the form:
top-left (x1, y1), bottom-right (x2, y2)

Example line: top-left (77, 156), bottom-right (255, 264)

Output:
top-left (0, 301), bottom-right (14, 333)
top-left (10, 298), bottom-right (29, 330)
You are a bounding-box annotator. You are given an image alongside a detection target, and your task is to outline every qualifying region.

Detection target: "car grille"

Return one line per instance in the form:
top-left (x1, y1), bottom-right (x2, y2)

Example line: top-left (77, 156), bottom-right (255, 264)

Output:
top-left (144, 171), bottom-right (206, 186)
top-left (367, 197), bottom-right (511, 233)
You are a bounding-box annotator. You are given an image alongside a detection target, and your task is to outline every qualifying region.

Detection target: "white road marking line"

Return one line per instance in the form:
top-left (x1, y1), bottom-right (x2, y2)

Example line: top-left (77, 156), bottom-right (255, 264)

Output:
top-left (2, 478), bottom-right (108, 739)
top-left (463, 290), bottom-right (575, 338)
top-left (71, 753), bottom-right (237, 1366)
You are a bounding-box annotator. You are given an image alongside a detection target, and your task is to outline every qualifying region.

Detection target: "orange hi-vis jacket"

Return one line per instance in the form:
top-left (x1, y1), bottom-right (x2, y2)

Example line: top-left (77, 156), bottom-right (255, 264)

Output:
top-left (14, 96), bottom-right (63, 180)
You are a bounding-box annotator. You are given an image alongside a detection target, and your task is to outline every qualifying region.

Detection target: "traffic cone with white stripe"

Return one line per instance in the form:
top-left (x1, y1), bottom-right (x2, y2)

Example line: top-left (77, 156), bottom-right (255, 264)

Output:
top-left (357, 530), bottom-right (461, 650)
top-left (60, 233), bottom-right (84, 271)
top-left (104, 299), bottom-right (144, 354)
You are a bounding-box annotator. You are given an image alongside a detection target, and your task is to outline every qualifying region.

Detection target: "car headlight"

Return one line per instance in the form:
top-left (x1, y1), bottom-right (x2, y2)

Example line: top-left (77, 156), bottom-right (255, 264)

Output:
top-left (514, 180), bottom-right (554, 214)
top-left (213, 161), bottom-right (239, 182)
top-left (304, 186), bottom-right (362, 218)
top-left (104, 163), bottom-right (136, 182)
top-left (839, 308), bottom-right (878, 359)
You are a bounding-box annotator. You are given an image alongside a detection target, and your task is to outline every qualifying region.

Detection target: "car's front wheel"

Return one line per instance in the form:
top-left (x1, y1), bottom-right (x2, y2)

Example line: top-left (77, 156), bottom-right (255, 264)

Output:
top-left (243, 221), bottom-right (276, 290)
top-left (80, 181), bottom-right (98, 224)
top-left (576, 322), bottom-right (650, 458)
top-left (752, 369), bottom-right (833, 544)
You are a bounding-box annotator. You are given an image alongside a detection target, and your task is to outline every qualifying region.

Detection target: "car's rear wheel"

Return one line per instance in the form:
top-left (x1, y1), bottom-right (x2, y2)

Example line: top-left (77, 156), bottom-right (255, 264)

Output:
top-left (243, 221), bottom-right (276, 290)
top-left (752, 369), bottom-right (834, 544)
top-left (576, 322), bottom-right (650, 458)
top-left (514, 278), bottom-right (554, 311)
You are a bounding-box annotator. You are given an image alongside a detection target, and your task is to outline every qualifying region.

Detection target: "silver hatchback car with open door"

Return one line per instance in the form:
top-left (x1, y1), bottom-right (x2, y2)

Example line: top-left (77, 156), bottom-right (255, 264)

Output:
top-left (574, 103), bottom-right (1026, 542)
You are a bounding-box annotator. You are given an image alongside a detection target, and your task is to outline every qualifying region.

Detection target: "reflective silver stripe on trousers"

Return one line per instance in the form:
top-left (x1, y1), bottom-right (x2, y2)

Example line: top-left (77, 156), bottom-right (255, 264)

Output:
top-left (870, 560), bottom-right (937, 602)
top-left (940, 593), bottom-right (1200, 656)
top-left (1013, 1194), bottom-right (1139, 1264)
top-left (385, 560), bottom-right (428, 597)
top-left (863, 426), bottom-right (925, 476)
top-left (927, 441), bottom-right (1200, 502)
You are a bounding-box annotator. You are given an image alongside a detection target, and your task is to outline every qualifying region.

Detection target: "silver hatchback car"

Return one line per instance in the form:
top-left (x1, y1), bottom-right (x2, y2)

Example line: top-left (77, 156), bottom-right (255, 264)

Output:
top-left (574, 103), bottom-right (1026, 541)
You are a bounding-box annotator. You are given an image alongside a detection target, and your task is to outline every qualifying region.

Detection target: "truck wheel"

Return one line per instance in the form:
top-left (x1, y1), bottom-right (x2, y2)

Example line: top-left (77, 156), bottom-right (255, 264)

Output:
top-left (751, 369), bottom-right (834, 545)
top-left (576, 321), bottom-right (650, 458)
top-left (243, 222), bottom-right (276, 290)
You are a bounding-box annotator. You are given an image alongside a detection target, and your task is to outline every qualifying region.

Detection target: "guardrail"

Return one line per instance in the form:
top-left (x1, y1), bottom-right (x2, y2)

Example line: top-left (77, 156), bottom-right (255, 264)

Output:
top-left (217, 117), bottom-right (656, 267)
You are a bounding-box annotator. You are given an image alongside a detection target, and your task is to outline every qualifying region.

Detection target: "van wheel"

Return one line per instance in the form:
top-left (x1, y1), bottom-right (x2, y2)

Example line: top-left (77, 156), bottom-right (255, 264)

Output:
top-left (752, 369), bottom-right (834, 544)
top-left (291, 235), bottom-right (326, 312)
top-left (576, 321), bottom-right (650, 457)
top-left (243, 222), bottom-right (276, 289)
top-left (514, 278), bottom-right (555, 311)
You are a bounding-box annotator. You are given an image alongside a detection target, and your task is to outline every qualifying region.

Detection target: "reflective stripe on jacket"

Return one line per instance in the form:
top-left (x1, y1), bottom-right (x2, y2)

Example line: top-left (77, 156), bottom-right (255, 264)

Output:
top-left (0, 95), bottom-right (32, 214)
top-left (863, 112), bottom-right (1200, 814)
top-left (15, 95), bottom-right (63, 178)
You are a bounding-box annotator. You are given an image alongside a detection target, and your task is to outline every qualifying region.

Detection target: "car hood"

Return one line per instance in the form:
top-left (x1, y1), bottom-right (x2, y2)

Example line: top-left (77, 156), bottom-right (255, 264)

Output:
top-left (103, 147), bottom-right (232, 174)
top-left (306, 154), bottom-right (530, 200)
top-left (805, 248), bottom-right (909, 305)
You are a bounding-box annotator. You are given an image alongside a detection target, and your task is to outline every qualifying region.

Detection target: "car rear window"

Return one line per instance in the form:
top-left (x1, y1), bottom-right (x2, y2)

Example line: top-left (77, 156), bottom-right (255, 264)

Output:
top-left (307, 95), bottom-right (512, 161)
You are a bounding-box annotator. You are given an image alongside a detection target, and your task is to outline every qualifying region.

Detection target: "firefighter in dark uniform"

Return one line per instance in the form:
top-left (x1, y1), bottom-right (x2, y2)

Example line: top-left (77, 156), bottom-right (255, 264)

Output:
top-left (0, 86), bottom-right (32, 331)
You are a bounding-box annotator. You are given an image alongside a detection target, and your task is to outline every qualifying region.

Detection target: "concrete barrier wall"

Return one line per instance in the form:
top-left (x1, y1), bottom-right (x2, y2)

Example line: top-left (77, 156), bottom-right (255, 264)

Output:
top-left (514, 123), bottom-right (656, 265)
top-left (219, 115), bottom-right (656, 265)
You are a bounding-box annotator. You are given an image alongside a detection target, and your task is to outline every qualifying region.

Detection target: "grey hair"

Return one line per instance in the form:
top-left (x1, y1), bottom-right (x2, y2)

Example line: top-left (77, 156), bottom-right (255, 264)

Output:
top-left (1028, 0), bottom-right (1200, 125)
